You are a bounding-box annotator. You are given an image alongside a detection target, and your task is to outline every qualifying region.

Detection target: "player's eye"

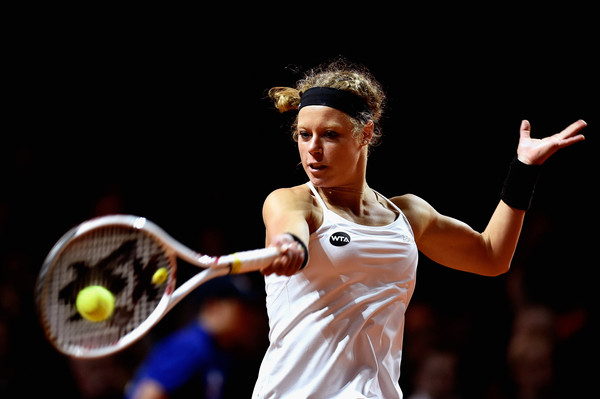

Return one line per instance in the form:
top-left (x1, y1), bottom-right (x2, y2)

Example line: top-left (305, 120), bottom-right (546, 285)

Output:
top-left (298, 130), bottom-right (311, 139)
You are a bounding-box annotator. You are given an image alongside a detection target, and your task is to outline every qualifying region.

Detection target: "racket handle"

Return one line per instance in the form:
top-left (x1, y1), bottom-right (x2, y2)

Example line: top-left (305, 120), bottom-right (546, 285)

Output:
top-left (218, 247), bottom-right (280, 274)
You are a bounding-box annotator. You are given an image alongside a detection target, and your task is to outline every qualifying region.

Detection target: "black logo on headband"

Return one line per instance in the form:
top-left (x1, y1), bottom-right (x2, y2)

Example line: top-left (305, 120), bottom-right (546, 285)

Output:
top-left (329, 232), bottom-right (351, 247)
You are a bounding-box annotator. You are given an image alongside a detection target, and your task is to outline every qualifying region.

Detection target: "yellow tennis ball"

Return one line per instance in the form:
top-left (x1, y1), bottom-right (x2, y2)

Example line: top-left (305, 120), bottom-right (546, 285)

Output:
top-left (152, 267), bottom-right (169, 285)
top-left (76, 285), bottom-right (115, 322)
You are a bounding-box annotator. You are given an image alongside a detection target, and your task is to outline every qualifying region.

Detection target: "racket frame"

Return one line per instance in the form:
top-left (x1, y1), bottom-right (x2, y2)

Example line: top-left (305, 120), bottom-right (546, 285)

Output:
top-left (36, 214), bottom-right (278, 358)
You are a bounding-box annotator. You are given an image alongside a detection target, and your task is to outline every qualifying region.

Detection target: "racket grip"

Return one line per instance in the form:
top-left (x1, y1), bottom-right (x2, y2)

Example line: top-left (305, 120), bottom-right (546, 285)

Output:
top-left (218, 247), bottom-right (280, 274)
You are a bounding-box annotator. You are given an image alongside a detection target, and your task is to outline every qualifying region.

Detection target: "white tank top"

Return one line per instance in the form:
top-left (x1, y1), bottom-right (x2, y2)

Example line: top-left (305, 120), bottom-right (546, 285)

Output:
top-left (253, 182), bottom-right (419, 399)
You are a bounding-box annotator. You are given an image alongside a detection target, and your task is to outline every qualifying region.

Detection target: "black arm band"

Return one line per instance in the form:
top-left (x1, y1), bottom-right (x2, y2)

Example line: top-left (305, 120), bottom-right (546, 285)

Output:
top-left (287, 233), bottom-right (309, 270)
top-left (500, 156), bottom-right (541, 211)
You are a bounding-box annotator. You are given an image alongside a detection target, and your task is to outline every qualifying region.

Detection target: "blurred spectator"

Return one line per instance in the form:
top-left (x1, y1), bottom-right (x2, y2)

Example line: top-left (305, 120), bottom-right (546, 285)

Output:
top-left (511, 305), bottom-right (555, 342)
top-left (69, 356), bottom-right (132, 399)
top-left (485, 305), bottom-right (558, 399)
top-left (507, 330), bottom-right (556, 399)
top-left (124, 275), bottom-right (267, 399)
top-left (407, 349), bottom-right (462, 399)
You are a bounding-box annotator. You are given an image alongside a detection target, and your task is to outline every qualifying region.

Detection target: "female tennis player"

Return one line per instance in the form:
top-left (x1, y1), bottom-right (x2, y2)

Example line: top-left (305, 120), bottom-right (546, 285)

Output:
top-left (252, 60), bottom-right (586, 398)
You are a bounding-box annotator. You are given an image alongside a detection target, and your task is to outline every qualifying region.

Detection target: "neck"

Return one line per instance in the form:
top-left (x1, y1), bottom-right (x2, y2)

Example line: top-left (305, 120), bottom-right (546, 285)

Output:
top-left (317, 182), bottom-right (375, 212)
top-left (314, 151), bottom-right (371, 209)
top-left (322, 184), bottom-right (367, 195)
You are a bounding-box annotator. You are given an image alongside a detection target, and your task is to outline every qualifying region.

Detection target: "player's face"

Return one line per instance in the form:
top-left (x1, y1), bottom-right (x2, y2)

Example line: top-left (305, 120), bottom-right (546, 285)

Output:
top-left (297, 106), bottom-right (367, 188)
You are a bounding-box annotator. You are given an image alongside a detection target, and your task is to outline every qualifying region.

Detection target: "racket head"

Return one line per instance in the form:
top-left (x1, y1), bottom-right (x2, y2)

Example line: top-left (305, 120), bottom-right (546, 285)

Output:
top-left (36, 215), bottom-right (178, 358)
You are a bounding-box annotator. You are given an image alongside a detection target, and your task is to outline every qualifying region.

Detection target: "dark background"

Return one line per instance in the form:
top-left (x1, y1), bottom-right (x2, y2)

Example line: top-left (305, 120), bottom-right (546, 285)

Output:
top-left (2, 6), bottom-right (598, 398)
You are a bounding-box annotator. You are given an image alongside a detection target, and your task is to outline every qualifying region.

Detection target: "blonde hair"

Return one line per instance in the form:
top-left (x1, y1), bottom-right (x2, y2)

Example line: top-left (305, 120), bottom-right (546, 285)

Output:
top-left (268, 59), bottom-right (386, 146)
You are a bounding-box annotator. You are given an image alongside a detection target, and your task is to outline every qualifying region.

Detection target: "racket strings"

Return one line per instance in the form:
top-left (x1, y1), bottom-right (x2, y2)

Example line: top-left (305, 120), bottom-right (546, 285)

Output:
top-left (41, 226), bottom-right (175, 355)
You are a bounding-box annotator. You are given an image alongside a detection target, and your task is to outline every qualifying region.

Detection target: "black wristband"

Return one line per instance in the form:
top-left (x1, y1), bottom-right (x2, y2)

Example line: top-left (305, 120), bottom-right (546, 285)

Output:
top-left (287, 233), bottom-right (309, 270)
top-left (500, 156), bottom-right (541, 211)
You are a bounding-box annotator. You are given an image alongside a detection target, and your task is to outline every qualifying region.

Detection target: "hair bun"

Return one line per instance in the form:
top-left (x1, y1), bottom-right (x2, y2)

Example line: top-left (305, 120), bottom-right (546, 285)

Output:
top-left (268, 87), bottom-right (301, 113)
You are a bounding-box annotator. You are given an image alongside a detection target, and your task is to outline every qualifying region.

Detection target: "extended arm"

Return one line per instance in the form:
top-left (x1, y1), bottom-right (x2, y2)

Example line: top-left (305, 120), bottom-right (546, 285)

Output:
top-left (403, 119), bottom-right (586, 276)
top-left (261, 187), bottom-right (312, 276)
top-left (401, 196), bottom-right (525, 276)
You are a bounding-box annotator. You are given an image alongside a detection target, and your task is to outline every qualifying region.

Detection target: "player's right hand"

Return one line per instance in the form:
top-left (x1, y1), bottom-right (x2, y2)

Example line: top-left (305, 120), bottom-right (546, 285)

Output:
top-left (261, 233), bottom-right (306, 276)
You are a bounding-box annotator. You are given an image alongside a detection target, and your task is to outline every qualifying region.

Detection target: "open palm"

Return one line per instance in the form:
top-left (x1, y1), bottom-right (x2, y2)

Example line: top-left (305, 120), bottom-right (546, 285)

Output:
top-left (517, 119), bottom-right (587, 165)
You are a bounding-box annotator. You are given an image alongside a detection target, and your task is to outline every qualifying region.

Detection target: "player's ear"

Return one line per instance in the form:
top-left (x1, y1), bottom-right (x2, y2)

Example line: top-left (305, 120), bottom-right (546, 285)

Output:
top-left (361, 120), bottom-right (374, 146)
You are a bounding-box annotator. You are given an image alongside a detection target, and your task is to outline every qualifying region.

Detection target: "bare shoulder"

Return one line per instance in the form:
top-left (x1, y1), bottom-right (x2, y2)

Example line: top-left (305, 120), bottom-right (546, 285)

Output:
top-left (264, 184), bottom-right (314, 210)
top-left (390, 194), bottom-right (437, 240)
top-left (390, 193), bottom-right (435, 214)
top-left (264, 184), bottom-right (323, 232)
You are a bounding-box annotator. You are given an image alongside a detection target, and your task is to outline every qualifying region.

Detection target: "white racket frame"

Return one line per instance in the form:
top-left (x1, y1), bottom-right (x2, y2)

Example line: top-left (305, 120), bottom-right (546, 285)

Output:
top-left (36, 214), bottom-right (279, 358)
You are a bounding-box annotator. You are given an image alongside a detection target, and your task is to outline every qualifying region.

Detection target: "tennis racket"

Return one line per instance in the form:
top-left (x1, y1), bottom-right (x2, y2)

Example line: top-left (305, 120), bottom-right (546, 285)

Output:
top-left (35, 214), bottom-right (279, 358)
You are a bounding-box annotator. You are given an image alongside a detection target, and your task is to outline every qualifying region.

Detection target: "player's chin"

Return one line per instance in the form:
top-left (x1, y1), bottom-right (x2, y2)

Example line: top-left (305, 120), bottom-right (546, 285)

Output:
top-left (304, 165), bottom-right (329, 183)
top-left (307, 174), bottom-right (332, 188)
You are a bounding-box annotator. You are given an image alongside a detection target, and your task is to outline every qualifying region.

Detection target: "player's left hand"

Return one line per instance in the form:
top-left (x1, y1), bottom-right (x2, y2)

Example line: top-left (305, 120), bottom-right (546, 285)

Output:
top-left (517, 119), bottom-right (586, 165)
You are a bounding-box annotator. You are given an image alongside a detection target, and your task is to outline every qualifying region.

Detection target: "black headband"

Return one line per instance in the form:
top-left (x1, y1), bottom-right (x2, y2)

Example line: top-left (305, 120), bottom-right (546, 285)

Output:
top-left (298, 87), bottom-right (370, 119)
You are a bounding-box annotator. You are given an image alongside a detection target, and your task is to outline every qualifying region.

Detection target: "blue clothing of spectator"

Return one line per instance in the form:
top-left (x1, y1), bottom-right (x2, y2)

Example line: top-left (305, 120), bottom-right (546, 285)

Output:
top-left (125, 322), bottom-right (230, 399)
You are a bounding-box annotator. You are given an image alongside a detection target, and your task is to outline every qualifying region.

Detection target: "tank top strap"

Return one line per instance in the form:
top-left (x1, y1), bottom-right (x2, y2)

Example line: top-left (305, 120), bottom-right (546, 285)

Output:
top-left (372, 188), bottom-right (415, 236)
top-left (372, 188), bottom-right (401, 213)
top-left (306, 181), bottom-right (328, 210)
